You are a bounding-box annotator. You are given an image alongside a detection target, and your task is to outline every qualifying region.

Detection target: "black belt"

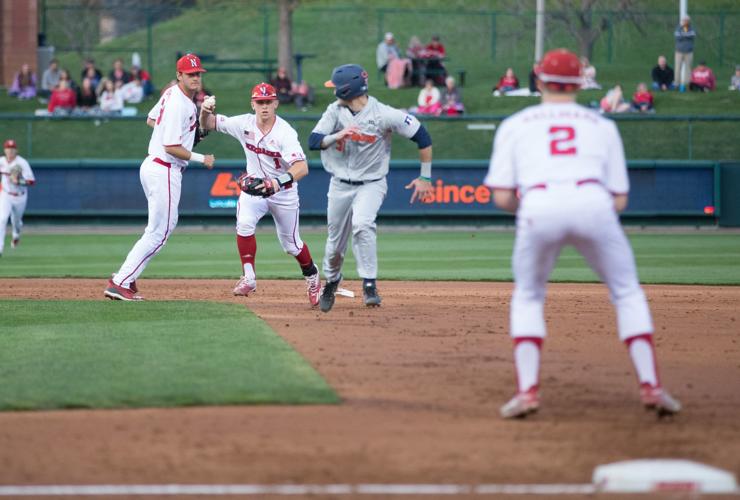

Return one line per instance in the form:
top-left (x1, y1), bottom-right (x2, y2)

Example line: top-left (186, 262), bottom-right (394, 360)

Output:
top-left (337, 177), bottom-right (382, 186)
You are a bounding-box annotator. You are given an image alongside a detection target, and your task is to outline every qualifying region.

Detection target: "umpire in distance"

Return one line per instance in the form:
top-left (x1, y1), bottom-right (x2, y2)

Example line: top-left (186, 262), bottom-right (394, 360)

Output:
top-left (309, 64), bottom-right (434, 312)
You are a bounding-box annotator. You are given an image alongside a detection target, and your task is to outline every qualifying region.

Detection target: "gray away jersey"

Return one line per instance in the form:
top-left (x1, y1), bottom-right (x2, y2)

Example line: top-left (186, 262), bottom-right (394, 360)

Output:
top-left (311, 96), bottom-right (420, 181)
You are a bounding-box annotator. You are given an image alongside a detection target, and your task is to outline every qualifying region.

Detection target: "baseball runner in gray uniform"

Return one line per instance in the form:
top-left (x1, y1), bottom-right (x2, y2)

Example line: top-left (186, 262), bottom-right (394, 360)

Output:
top-left (309, 64), bottom-right (433, 312)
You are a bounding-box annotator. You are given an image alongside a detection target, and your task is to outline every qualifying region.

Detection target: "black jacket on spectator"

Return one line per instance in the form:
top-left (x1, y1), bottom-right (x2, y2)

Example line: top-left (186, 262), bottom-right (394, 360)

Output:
top-left (652, 65), bottom-right (675, 87)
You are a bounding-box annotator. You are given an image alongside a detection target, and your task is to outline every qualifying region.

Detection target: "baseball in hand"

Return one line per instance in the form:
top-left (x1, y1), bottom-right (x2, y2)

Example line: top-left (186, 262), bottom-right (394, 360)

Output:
top-left (203, 95), bottom-right (216, 113)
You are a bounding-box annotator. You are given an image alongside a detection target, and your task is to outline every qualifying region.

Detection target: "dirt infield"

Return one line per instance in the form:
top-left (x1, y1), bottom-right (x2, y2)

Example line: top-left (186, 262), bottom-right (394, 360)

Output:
top-left (1, 278), bottom-right (739, 489)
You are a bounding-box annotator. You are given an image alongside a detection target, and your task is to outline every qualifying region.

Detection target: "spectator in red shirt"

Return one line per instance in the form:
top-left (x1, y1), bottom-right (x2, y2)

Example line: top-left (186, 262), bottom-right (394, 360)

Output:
top-left (425, 35), bottom-right (446, 58)
top-left (131, 65), bottom-right (154, 97)
top-left (631, 82), bottom-right (654, 113)
top-left (48, 78), bottom-right (77, 114)
top-left (493, 68), bottom-right (520, 95)
top-left (689, 61), bottom-right (716, 92)
top-left (424, 35), bottom-right (447, 85)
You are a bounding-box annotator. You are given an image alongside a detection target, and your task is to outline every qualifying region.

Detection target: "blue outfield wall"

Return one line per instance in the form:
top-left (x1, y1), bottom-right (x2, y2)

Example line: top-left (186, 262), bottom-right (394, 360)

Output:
top-left (22, 159), bottom-right (726, 223)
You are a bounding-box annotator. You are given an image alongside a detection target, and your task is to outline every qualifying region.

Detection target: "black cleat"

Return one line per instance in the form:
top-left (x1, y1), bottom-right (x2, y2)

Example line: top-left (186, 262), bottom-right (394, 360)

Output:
top-left (319, 275), bottom-right (342, 313)
top-left (363, 283), bottom-right (382, 307)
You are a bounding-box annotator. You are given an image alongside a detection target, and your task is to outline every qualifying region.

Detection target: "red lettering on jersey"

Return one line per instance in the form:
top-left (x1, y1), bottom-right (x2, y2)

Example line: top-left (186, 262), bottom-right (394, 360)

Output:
top-left (549, 126), bottom-right (576, 156)
top-left (156, 103), bottom-right (165, 125)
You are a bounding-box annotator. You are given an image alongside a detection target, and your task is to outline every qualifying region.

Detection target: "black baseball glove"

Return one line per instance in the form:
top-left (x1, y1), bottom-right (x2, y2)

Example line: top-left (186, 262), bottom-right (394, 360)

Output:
top-left (237, 172), bottom-right (294, 198)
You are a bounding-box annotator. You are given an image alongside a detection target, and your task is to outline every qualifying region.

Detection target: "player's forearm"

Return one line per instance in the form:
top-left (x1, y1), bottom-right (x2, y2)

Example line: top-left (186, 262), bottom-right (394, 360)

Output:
top-left (613, 193), bottom-right (628, 212)
top-left (164, 145), bottom-right (196, 162)
top-left (199, 109), bottom-right (216, 131)
top-left (418, 146), bottom-right (432, 180)
top-left (287, 160), bottom-right (308, 182)
top-left (146, 118), bottom-right (156, 128)
top-left (493, 189), bottom-right (519, 213)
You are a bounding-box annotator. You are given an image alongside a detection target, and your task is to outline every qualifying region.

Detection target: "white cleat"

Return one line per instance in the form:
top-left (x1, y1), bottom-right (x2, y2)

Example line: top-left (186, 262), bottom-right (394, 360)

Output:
top-left (305, 272), bottom-right (320, 307)
top-left (233, 276), bottom-right (257, 296)
top-left (500, 388), bottom-right (540, 419)
top-left (640, 384), bottom-right (681, 417)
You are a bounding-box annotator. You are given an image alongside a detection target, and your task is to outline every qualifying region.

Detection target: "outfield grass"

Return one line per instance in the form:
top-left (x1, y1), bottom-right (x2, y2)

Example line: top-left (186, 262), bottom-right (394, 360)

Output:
top-left (1, 230), bottom-right (739, 285)
top-left (0, 300), bottom-right (338, 411)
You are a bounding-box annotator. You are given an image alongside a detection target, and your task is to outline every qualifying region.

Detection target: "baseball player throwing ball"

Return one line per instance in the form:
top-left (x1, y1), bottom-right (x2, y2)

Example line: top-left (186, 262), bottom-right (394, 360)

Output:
top-left (199, 83), bottom-right (321, 306)
top-left (105, 53), bottom-right (215, 301)
top-left (0, 139), bottom-right (35, 256)
top-left (485, 49), bottom-right (681, 419)
top-left (309, 64), bottom-right (434, 312)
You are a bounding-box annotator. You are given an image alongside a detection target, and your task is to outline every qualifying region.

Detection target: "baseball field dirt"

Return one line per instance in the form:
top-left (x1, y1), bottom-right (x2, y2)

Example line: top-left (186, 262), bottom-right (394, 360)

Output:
top-left (0, 278), bottom-right (738, 495)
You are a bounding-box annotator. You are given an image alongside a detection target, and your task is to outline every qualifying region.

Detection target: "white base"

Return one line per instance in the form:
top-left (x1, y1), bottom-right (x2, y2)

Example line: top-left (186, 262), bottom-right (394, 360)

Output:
top-left (593, 459), bottom-right (738, 493)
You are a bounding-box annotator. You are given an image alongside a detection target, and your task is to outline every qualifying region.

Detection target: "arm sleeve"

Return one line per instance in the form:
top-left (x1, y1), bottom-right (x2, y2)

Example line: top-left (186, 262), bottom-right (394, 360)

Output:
top-left (308, 132), bottom-right (326, 151)
top-left (603, 121), bottom-right (629, 194)
top-left (410, 124), bottom-right (432, 149)
top-left (147, 99), bottom-right (162, 121)
top-left (280, 127), bottom-right (307, 164)
top-left (483, 120), bottom-right (516, 189)
top-left (385, 105), bottom-right (421, 139)
top-left (311, 105), bottom-right (338, 136)
top-left (214, 113), bottom-right (246, 141)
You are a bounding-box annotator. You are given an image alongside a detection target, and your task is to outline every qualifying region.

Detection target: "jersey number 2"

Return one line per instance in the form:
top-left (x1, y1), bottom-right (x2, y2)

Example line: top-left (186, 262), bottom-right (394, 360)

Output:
top-left (549, 126), bottom-right (576, 156)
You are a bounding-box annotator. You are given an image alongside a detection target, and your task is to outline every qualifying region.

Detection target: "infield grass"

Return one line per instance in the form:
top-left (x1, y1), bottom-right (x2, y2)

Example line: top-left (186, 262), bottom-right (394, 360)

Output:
top-left (1, 229), bottom-right (739, 285)
top-left (0, 300), bottom-right (338, 411)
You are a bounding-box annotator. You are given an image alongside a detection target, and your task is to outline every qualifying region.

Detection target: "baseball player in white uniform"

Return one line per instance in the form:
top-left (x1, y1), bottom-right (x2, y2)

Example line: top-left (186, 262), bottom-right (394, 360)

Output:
top-left (309, 64), bottom-right (434, 312)
top-left (0, 139), bottom-right (35, 256)
top-left (485, 49), bottom-right (681, 419)
top-left (105, 54), bottom-right (215, 301)
top-left (198, 83), bottom-right (321, 306)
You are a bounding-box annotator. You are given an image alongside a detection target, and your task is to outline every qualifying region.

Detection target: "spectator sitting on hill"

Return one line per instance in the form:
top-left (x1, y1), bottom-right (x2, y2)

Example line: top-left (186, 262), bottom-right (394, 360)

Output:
top-left (580, 57), bottom-right (601, 89)
top-left (631, 82), bottom-right (654, 113)
top-left (424, 35), bottom-right (447, 85)
top-left (406, 35), bottom-right (426, 86)
top-left (109, 58), bottom-right (131, 86)
top-left (47, 78), bottom-right (76, 114)
top-left (386, 51), bottom-right (412, 89)
top-left (58, 68), bottom-right (77, 91)
top-left (689, 61), bottom-right (716, 92)
top-left (493, 68), bottom-right (519, 96)
top-left (8, 63), bottom-right (37, 100)
top-left (130, 65), bottom-right (154, 97)
top-left (40, 59), bottom-right (60, 98)
top-left (77, 76), bottom-right (98, 110)
top-left (411, 79), bottom-right (441, 115)
top-left (376, 32), bottom-right (401, 79)
top-left (651, 55), bottom-right (675, 91)
top-left (99, 78), bottom-right (123, 114)
top-left (120, 77), bottom-right (144, 104)
top-left (270, 67), bottom-right (294, 104)
top-left (441, 76), bottom-right (464, 116)
top-left (600, 84), bottom-right (631, 113)
top-left (528, 61), bottom-right (539, 93)
top-left (730, 65), bottom-right (740, 91)
top-left (80, 58), bottom-right (102, 88)
top-left (292, 79), bottom-right (314, 111)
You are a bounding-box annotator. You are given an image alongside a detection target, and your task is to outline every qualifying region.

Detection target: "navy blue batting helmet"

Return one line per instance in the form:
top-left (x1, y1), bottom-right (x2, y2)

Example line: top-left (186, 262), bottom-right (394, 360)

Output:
top-left (324, 64), bottom-right (368, 100)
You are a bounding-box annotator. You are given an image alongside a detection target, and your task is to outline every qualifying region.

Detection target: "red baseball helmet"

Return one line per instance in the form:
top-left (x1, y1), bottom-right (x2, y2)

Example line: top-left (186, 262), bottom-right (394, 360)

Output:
top-left (3, 139), bottom-right (17, 149)
top-left (251, 83), bottom-right (278, 100)
top-left (535, 48), bottom-right (582, 91)
top-left (176, 53), bottom-right (206, 74)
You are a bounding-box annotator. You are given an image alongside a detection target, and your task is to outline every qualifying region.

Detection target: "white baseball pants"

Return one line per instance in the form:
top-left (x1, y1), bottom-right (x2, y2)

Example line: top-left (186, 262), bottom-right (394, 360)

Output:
top-left (510, 182), bottom-right (653, 341)
top-left (235, 188), bottom-right (304, 256)
top-left (322, 177), bottom-right (388, 283)
top-left (0, 191), bottom-right (27, 253)
top-left (113, 157), bottom-right (182, 288)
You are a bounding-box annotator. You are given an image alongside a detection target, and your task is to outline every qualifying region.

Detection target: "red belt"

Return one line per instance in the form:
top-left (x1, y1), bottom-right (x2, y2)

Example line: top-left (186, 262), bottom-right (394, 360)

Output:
top-left (4, 191), bottom-right (21, 197)
top-left (527, 178), bottom-right (601, 192)
top-left (152, 156), bottom-right (184, 172)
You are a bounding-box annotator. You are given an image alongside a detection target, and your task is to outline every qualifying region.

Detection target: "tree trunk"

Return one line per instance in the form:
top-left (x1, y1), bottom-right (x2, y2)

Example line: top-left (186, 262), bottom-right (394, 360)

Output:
top-left (277, 0), bottom-right (296, 80)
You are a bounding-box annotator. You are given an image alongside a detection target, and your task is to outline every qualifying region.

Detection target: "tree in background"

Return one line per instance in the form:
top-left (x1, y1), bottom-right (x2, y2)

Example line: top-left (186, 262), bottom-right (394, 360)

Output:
top-left (278, 0), bottom-right (299, 79)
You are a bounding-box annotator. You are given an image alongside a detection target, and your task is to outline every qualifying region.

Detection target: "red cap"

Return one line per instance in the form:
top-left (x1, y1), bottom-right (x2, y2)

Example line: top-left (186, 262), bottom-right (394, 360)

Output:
top-left (250, 83), bottom-right (278, 100)
top-left (535, 48), bottom-right (582, 85)
top-left (176, 54), bottom-right (206, 74)
top-left (3, 139), bottom-right (17, 149)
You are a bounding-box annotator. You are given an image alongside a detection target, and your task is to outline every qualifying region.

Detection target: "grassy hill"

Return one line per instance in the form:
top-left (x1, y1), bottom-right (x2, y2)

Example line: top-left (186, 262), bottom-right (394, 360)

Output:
top-left (2, 0), bottom-right (739, 160)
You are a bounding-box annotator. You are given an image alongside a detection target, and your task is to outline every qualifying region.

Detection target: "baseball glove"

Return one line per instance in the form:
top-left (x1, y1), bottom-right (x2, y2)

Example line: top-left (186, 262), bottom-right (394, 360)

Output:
top-left (237, 173), bottom-right (269, 197)
top-left (8, 165), bottom-right (23, 185)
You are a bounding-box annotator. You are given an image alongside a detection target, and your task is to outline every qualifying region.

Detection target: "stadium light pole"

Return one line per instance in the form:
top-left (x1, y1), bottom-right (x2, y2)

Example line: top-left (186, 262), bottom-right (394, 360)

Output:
top-left (535, 0), bottom-right (545, 62)
top-left (680, 0), bottom-right (688, 20)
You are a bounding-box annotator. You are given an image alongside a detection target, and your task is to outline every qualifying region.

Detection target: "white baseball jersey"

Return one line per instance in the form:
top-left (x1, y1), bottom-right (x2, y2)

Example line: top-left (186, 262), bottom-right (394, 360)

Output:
top-left (215, 113), bottom-right (306, 179)
top-left (146, 84), bottom-right (198, 168)
top-left (0, 154), bottom-right (35, 196)
top-left (485, 102), bottom-right (629, 194)
top-left (311, 96), bottom-right (420, 181)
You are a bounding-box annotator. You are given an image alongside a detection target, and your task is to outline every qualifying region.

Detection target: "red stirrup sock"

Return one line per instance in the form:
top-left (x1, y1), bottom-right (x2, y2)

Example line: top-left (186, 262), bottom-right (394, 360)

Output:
top-left (625, 333), bottom-right (660, 387)
top-left (513, 337), bottom-right (543, 393)
top-left (237, 234), bottom-right (257, 277)
top-left (295, 243), bottom-right (316, 275)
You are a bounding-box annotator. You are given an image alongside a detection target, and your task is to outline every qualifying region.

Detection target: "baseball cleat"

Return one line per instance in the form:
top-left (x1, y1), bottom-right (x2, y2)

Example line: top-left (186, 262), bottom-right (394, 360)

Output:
top-left (305, 270), bottom-right (321, 307)
top-left (319, 274), bottom-right (342, 313)
top-left (363, 283), bottom-right (382, 307)
top-left (11, 238), bottom-right (19, 248)
top-left (500, 387), bottom-right (540, 419)
top-left (233, 276), bottom-right (257, 296)
top-left (640, 384), bottom-right (681, 417)
top-left (104, 279), bottom-right (144, 301)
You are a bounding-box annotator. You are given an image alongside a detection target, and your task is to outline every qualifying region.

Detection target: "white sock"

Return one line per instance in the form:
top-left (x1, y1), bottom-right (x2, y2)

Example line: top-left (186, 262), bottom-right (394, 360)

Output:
top-left (628, 336), bottom-right (658, 386)
top-left (514, 340), bottom-right (541, 393)
top-left (242, 263), bottom-right (255, 281)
